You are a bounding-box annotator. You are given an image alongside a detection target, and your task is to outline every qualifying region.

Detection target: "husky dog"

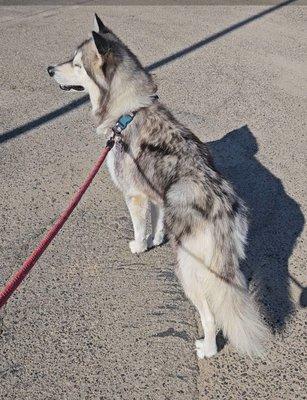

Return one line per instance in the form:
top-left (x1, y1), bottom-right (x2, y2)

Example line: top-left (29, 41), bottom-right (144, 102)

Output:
top-left (47, 15), bottom-right (268, 358)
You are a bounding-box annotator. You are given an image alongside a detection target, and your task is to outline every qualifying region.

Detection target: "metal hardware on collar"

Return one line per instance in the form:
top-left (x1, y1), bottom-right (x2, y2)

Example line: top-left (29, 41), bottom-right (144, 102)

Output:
top-left (106, 137), bottom-right (115, 148)
top-left (111, 94), bottom-right (159, 136)
top-left (112, 113), bottom-right (135, 135)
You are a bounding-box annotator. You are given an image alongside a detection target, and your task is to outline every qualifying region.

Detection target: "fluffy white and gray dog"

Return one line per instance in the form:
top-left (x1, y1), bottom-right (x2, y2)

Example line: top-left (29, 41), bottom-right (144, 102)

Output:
top-left (47, 15), bottom-right (268, 358)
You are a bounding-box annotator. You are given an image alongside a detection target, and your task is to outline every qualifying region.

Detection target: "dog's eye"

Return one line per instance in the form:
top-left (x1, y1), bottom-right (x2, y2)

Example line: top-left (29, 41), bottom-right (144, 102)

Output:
top-left (74, 64), bottom-right (82, 69)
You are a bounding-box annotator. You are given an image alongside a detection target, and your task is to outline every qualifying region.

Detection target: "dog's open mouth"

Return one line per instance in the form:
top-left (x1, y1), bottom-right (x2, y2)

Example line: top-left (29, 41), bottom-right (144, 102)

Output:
top-left (59, 85), bottom-right (84, 92)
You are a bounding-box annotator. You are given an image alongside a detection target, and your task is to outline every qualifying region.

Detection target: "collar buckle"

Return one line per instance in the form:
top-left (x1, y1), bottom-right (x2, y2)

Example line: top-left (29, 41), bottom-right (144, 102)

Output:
top-left (111, 112), bottom-right (135, 135)
top-left (112, 122), bottom-right (124, 135)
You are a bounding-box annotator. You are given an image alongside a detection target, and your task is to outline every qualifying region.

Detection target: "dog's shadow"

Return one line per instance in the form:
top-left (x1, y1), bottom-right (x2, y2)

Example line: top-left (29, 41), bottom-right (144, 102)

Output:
top-left (208, 125), bottom-right (305, 332)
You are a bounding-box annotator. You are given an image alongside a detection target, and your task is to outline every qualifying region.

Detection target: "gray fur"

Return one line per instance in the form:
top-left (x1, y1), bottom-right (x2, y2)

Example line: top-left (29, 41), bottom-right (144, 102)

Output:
top-left (48, 16), bottom-right (268, 357)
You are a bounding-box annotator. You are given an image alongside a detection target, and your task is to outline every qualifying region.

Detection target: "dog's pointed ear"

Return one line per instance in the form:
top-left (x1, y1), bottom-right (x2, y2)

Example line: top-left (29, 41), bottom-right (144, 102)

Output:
top-left (92, 31), bottom-right (110, 55)
top-left (93, 13), bottom-right (110, 34)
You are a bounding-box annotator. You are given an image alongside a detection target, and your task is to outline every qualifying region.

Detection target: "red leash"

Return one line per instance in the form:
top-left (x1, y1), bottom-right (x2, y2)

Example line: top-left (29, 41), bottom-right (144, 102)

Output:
top-left (0, 141), bottom-right (114, 309)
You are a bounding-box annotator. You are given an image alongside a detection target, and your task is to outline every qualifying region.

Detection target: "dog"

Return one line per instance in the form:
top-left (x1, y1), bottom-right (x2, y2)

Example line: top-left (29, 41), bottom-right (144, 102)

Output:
top-left (47, 14), bottom-right (268, 358)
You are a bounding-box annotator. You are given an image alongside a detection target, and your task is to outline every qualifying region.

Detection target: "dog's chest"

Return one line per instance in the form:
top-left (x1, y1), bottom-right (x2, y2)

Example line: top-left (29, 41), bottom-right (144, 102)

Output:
top-left (106, 140), bottom-right (131, 189)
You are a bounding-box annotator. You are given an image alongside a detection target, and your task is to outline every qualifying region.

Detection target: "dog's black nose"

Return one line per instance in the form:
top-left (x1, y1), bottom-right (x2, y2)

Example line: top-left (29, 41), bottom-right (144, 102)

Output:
top-left (47, 66), bottom-right (55, 77)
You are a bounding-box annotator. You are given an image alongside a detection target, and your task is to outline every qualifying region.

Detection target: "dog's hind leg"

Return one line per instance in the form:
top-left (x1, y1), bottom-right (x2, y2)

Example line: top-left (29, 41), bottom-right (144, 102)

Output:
top-left (183, 279), bottom-right (217, 358)
top-left (194, 296), bottom-right (218, 359)
top-left (177, 235), bottom-right (218, 358)
top-left (125, 194), bottom-right (148, 254)
top-left (147, 203), bottom-right (164, 248)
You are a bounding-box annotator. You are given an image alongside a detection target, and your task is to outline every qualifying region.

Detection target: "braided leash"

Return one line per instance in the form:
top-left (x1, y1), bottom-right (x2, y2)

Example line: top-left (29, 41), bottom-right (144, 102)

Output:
top-left (0, 137), bottom-right (115, 309)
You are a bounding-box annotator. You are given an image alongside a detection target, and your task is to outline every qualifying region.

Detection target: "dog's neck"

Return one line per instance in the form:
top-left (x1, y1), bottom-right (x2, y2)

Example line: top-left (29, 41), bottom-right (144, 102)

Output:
top-left (93, 66), bottom-right (156, 135)
top-left (88, 80), bottom-right (102, 114)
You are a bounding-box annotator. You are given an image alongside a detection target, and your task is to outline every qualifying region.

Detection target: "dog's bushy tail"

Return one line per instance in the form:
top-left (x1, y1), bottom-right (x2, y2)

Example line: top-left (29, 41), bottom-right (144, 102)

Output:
top-left (208, 208), bottom-right (268, 357)
top-left (180, 202), bottom-right (268, 357)
top-left (205, 204), bottom-right (268, 357)
top-left (204, 268), bottom-right (268, 357)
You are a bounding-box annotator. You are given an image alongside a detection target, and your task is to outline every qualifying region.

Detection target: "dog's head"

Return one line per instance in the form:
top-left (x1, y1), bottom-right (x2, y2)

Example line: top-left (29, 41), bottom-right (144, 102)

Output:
top-left (47, 15), bottom-right (121, 93)
top-left (47, 14), bottom-right (156, 114)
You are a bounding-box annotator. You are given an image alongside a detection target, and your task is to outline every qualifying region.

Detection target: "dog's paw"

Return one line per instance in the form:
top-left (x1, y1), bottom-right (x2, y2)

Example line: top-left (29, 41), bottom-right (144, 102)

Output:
top-left (195, 339), bottom-right (217, 359)
top-left (129, 240), bottom-right (147, 254)
top-left (147, 231), bottom-right (165, 249)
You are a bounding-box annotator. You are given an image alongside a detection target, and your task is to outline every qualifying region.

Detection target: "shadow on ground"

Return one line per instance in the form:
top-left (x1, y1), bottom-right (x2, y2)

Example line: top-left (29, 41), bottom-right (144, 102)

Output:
top-left (0, 0), bottom-right (297, 145)
top-left (208, 126), bottom-right (305, 332)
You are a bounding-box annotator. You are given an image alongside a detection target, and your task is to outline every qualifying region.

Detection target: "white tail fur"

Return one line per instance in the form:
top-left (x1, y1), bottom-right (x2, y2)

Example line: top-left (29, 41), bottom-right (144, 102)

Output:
top-left (177, 221), bottom-right (268, 357)
top-left (203, 269), bottom-right (268, 357)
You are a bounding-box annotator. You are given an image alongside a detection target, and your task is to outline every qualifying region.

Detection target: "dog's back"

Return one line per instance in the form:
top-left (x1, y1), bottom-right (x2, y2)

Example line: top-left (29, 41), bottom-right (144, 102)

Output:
top-left (48, 14), bottom-right (268, 357)
top-left (117, 102), bottom-right (268, 357)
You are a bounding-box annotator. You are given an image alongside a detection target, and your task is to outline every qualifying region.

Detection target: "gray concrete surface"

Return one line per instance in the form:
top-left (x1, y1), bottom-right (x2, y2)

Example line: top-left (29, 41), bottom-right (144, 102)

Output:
top-left (0, 4), bottom-right (306, 400)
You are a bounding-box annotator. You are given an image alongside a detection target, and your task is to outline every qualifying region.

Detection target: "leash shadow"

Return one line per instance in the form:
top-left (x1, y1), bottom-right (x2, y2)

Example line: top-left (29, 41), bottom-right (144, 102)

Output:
top-left (208, 126), bottom-right (305, 331)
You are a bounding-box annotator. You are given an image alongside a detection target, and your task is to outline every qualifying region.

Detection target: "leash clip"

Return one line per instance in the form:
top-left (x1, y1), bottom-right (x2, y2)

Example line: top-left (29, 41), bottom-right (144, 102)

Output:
top-left (112, 122), bottom-right (124, 135)
top-left (106, 137), bottom-right (115, 148)
top-left (109, 112), bottom-right (136, 146)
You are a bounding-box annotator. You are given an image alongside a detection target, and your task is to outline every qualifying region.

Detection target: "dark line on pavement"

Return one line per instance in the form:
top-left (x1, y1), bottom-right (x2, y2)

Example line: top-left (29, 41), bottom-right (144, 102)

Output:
top-left (0, 0), bottom-right (296, 144)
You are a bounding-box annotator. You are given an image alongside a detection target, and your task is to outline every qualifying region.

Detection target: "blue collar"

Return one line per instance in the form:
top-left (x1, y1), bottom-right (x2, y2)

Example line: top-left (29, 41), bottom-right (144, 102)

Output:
top-left (112, 113), bottom-right (136, 134)
top-left (111, 95), bottom-right (159, 135)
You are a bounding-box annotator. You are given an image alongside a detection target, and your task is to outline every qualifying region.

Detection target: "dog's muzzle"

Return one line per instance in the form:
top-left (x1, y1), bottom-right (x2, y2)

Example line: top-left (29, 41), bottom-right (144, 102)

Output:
top-left (47, 66), bottom-right (85, 91)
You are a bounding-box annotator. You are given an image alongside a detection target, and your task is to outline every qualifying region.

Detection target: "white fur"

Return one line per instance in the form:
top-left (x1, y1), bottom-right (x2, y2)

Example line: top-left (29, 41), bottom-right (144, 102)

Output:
top-left (106, 149), bottom-right (119, 187)
top-left (124, 194), bottom-right (148, 253)
top-left (147, 203), bottom-right (164, 248)
top-left (177, 227), bottom-right (268, 358)
top-left (96, 66), bottom-right (154, 135)
top-left (124, 196), bottom-right (165, 254)
top-left (49, 25), bottom-right (267, 358)
top-left (195, 339), bottom-right (217, 359)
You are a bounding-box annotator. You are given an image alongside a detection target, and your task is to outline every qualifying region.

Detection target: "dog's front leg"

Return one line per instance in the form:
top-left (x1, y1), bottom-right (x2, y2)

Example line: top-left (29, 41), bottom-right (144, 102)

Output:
top-left (125, 194), bottom-right (148, 254)
top-left (147, 203), bottom-right (165, 248)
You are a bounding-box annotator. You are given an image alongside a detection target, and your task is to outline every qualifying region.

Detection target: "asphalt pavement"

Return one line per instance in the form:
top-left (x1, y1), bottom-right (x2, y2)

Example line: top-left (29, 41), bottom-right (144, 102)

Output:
top-left (0, 4), bottom-right (306, 400)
